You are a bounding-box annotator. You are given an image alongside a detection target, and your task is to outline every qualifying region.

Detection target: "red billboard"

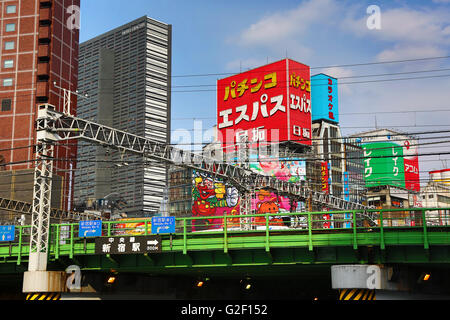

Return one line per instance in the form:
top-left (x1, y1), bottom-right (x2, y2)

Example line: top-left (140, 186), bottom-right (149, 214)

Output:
top-left (321, 161), bottom-right (329, 193)
top-left (403, 139), bottom-right (420, 192)
top-left (217, 59), bottom-right (311, 152)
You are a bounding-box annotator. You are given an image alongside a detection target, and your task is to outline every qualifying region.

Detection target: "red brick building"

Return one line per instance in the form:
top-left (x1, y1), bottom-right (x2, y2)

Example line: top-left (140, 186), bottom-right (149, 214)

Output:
top-left (0, 0), bottom-right (79, 212)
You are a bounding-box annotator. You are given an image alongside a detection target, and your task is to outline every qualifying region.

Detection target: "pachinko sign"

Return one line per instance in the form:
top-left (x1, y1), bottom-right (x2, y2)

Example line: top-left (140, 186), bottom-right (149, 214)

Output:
top-left (217, 59), bottom-right (312, 152)
top-left (321, 162), bottom-right (330, 193)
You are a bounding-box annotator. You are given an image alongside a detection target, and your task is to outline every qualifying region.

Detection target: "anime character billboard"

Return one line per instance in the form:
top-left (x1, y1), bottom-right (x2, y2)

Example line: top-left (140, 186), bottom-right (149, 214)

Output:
top-left (191, 171), bottom-right (240, 231)
top-left (249, 155), bottom-right (306, 183)
top-left (251, 189), bottom-right (299, 228)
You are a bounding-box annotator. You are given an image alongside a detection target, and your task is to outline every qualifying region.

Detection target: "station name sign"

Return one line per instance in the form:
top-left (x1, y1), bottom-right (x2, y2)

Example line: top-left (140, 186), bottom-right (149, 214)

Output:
top-left (95, 235), bottom-right (161, 255)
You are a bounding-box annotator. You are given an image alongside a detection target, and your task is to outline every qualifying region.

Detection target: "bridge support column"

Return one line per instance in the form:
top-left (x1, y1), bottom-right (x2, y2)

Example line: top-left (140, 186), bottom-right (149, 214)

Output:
top-left (23, 270), bottom-right (66, 293)
top-left (331, 264), bottom-right (399, 300)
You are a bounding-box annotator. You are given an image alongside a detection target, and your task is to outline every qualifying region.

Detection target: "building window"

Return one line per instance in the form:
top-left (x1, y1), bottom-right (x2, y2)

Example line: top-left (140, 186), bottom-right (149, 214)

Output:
top-left (6, 5), bottom-right (16, 14)
top-left (5, 23), bottom-right (15, 32)
top-left (4, 41), bottom-right (14, 50)
top-left (1, 99), bottom-right (11, 112)
top-left (3, 78), bottom-right (13, 86)
top-left (3, 60), bottom-right (13, 68)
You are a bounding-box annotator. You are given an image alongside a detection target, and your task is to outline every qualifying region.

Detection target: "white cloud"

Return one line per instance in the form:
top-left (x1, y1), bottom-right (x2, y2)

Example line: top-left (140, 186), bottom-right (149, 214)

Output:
top-left (376, 44), bottom-right (446, 62)
top-left (344, 7), bottom-right (450, 43)
top-left (319, 66), bottom-right (354, 79)
top-left (319, 66), bottom-right (355, 95)
top-left (237, 0), bottom-right (338, 47)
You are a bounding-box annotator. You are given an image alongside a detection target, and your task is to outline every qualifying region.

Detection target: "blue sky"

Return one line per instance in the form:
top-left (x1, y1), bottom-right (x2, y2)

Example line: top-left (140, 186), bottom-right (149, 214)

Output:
top-left (79, 0), bottom-right (450, 181)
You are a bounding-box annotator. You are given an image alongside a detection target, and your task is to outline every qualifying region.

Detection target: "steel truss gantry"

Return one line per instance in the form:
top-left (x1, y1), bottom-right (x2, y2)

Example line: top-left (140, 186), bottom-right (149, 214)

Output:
top-left (0, 196), bottom-right (100, 223)
top-left (28, 104), bottom-right (369, 272)
top-left (36, 105), bottom-right (367, 209)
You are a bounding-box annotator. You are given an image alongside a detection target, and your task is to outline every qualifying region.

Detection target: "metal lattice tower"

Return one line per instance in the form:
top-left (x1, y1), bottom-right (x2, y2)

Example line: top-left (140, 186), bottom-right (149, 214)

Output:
top-left (28, 106), bottom-right (57, 271)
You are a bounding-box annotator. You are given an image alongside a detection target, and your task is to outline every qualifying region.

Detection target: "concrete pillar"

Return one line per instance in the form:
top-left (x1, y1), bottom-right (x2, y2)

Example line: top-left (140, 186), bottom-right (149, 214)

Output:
top-left (331, 264), bottom-right (401, 300)
top-left (22, 271), bottom-right (66, 293)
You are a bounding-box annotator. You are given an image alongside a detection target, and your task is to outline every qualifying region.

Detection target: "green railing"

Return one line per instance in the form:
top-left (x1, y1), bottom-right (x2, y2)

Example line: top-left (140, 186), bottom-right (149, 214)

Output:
top-left (1, 207), bottom-right (450, 264)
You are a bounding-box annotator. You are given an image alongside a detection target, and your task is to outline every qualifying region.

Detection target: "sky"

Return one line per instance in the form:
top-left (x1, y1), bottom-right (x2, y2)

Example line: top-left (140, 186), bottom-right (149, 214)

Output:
top-left (79, 0), bottom-right (450, 187)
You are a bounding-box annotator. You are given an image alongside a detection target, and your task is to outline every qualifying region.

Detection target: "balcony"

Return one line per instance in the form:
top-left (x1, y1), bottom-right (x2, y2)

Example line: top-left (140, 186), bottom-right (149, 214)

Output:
top-left (38, 44), bottom-right (50, 58)
top-left (38, 25), bottom-right (50, 40)
top-left (39, 7), bottom-right (51, 21)
top-left (37, 61), bottom-right (50, 76)
top-left (36, 81), bottom-right (49, 98)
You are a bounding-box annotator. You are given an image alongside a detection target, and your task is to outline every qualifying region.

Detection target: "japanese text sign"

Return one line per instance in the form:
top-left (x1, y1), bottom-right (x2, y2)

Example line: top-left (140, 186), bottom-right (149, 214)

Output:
top-left (321, 161), bottom-right (329, 193)
top-left (217, 59), bottom-right (312, 151)
top-left (311, 73), bottom-right (339, 123)
top-left (0, 225), bottom-right (14, 242)
top-left (95, 235), bottom-right (162, 255)
top-left (151, 216), bottom-right (175, 234)
top-left (79, 220), bottom-right (102, 237)
top-left (363, 142), bottom-right (406, 188)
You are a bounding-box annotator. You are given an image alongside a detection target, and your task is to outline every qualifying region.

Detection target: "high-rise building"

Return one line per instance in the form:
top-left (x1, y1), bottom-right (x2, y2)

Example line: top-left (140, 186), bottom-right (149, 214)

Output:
top-left (0, 0), bottom-right (80, 218)
top-left (74, 16), bottom-right (172, 217)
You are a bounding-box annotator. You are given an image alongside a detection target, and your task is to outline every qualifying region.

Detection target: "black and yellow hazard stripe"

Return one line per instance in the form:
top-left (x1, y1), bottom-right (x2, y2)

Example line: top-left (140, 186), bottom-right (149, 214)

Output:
top-left (26, 292), bottom-right (61, 300)
top-left (339, 289), bottom-right (376, 300)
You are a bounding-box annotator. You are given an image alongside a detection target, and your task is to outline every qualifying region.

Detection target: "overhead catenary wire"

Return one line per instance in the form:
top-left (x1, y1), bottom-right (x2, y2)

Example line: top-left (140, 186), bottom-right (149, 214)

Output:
top-left (2, 138), bottom-right (450, 166)
top-left (3, 127), bottom-right (450, 150)
top-left (5, 57), bottom-right (450, 101)
top-left (3, 57), bottom-right (450, 194)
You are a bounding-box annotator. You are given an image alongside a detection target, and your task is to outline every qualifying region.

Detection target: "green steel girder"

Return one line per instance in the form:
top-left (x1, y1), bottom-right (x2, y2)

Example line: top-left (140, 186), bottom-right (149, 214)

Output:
top-left (2, 229), bottom-right (450, 276)
top-left (2, 208), bottom-right (450, 276)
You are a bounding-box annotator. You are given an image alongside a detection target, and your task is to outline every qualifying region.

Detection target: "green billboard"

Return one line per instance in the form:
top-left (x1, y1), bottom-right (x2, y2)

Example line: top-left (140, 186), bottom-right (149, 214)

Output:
top-left (363, 142), bottom-right (405, 188)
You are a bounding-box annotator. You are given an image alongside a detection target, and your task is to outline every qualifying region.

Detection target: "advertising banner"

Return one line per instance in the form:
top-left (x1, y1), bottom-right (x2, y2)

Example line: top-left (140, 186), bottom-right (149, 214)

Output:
top-left (249, 154), bottom-right (306, 183)
top-left (217, 59), bottom-right (311, 151)
top-left (115, 218), bottom-right (150, 235)
top-left (311, 74), bottom-right (339, 123)
top-left (363, 142), bottom-right (406, 188)
top-left (360, 130), bottom-right (420, 191)
top-left (402, 139), bottom-right (420, 192)
top-left (343, 171), bottom-right (351, 228)
top-left (321, 161), bottom-right (329, 193)
top-left (251, 189), bottom-right (296, 228)
top-left (191, 171), bottom-right (240, 231)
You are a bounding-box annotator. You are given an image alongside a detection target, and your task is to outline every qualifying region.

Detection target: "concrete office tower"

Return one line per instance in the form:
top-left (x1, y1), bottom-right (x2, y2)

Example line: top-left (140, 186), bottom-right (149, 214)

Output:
top-left (74, 16), bottom-right (172, 217)
top-left (0, 0), bottom-right (80, 220)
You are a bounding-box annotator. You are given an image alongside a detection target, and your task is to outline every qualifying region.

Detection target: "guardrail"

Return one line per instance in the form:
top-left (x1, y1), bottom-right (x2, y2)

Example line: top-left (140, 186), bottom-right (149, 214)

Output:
top-left (1, 207), bottom-right (450, 264)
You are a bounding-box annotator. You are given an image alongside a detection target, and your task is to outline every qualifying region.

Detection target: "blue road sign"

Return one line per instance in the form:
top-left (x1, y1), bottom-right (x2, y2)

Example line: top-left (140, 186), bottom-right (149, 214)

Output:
top-left (79, 220), bottom-right (102, 237)
top-left (151, 216), bottom-right (175, 234)
top-left (0, 225), bottom-right (15, 242)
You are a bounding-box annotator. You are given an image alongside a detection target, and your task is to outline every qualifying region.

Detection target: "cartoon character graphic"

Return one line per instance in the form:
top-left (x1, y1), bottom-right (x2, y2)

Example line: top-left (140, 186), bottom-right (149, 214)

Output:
top-left (251, 156), bottom-right (306, 183)
top-left (192, 172), bottom-right (240, 230)
top-left (253, 190), bottom-right (289, 227)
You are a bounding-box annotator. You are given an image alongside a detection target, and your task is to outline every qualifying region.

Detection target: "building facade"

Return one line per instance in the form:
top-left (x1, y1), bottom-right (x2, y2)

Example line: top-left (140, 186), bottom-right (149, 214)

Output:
top-left (421, 169), bottom-right (450, 225)
top-left (168, 166), bottom-right (193, 218)
top-left (74, 16), bottom-right (172, 217)
top-left (0, 0), bottom-right (80, 218)
top-left (349, 129), bottom-right (421, 226)
top-left (311, 120), bottom-right (345, 198)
